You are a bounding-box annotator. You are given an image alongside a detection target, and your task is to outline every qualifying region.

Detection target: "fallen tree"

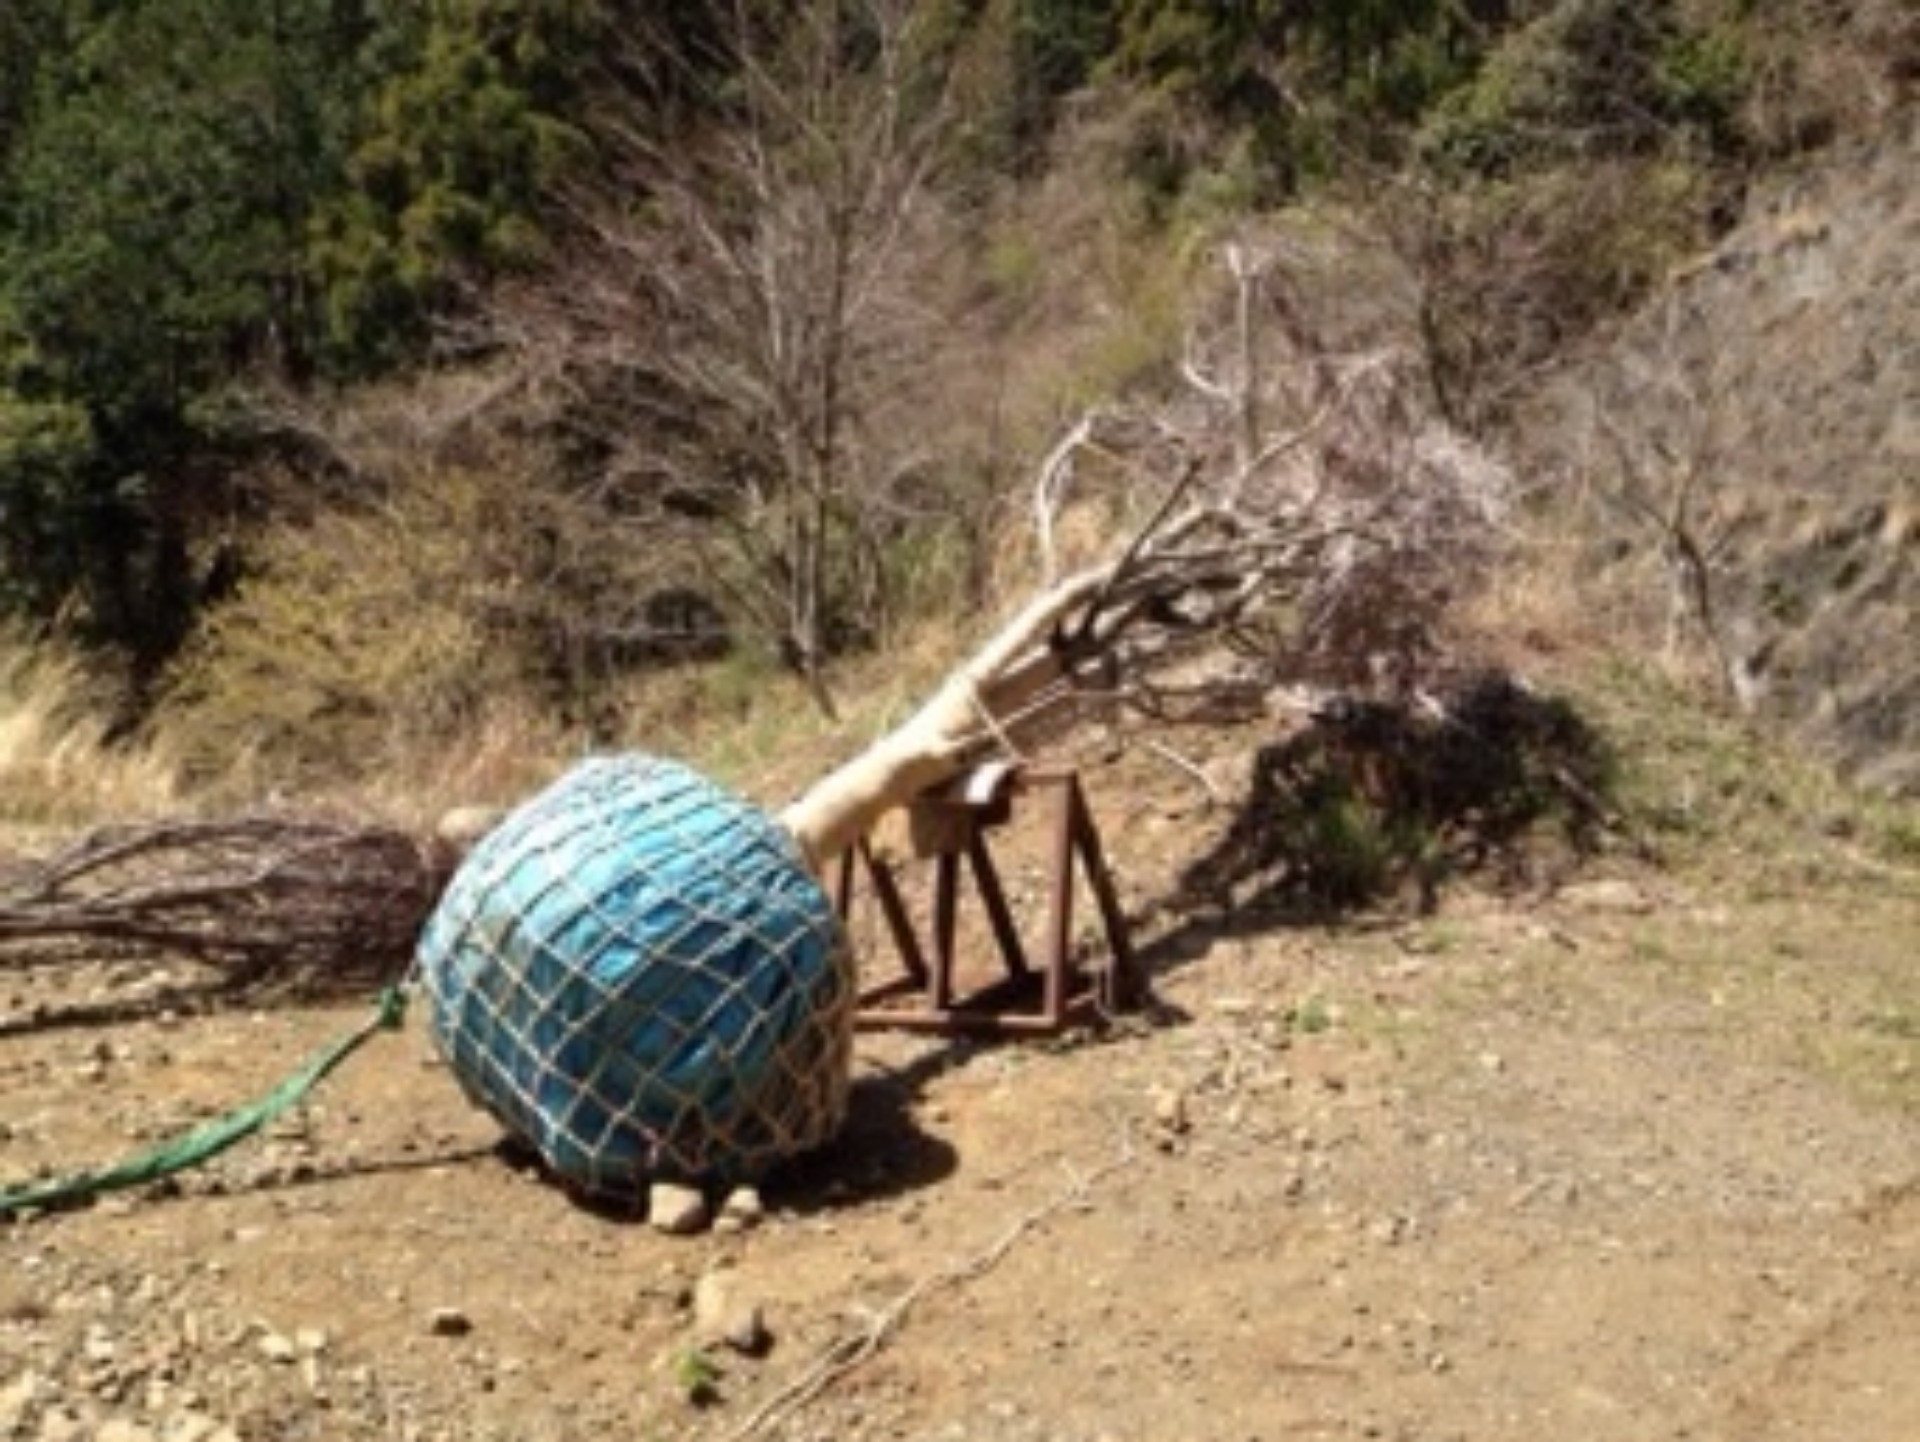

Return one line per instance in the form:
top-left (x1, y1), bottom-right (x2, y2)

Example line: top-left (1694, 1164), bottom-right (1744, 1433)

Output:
top-left (0, 248), bottom-right (1508, 1003)
top-left (0, 249), bottom-right (1514, 1213)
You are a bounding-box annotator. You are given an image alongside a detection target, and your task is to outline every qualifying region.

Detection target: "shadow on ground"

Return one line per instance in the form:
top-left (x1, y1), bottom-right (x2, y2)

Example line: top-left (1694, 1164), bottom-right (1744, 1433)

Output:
top-left (1134, 671), bottom-right (1619, 980)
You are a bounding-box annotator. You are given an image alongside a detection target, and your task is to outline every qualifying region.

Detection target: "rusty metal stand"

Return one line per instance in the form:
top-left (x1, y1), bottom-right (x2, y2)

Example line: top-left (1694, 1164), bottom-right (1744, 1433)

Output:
top-left (834, 763), bottom-right (1139, 1036)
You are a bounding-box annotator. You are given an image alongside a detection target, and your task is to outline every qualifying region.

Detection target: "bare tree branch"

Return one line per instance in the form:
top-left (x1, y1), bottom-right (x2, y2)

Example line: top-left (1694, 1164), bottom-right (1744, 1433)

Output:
top-left (0, 818), bottom-right (445, 998)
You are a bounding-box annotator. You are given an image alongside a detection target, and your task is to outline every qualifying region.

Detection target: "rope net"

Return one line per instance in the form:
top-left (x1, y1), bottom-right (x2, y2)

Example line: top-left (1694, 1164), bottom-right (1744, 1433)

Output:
top-left (416, 755), bottom-right (853, 1201)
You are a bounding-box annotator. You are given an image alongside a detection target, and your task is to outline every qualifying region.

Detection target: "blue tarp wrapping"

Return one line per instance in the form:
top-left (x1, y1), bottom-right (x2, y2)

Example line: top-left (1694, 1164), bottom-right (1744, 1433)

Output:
top-left (416, 755), bottom-right (853, 1199)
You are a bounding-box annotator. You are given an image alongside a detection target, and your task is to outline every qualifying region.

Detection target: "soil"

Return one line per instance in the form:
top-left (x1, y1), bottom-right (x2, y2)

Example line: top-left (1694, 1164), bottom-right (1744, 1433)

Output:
top-left (3, 727), bottom-right (1916, 1442)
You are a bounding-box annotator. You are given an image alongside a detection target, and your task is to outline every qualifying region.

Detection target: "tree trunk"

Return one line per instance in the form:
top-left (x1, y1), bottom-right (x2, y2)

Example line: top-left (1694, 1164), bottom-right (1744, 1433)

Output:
top-left (778, 563), bottom-right (1111, 870)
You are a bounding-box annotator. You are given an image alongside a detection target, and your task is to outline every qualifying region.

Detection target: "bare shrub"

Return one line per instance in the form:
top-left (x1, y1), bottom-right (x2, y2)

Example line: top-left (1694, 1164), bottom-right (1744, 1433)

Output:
top-left (151, 458), bottom-right (597, 796)
top-left (1735, 0), bottom-right (1915, 155)
top-left (479, 0), bottom-right (969, 714)
top-left (1017, 229), bottom-right (1513, 705)
top-left (1382, 155), bottom-right (1718, 431)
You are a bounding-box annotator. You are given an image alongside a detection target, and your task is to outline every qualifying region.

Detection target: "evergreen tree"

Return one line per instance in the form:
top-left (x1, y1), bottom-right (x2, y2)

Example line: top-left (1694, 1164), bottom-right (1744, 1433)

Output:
top-left (0, 0), bottom-right (377, 666)
top-left (307, 0), bottom-right (610, 373)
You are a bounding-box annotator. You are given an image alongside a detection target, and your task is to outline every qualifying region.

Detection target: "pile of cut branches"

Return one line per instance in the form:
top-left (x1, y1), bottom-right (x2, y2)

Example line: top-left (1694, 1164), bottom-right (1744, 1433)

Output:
top-left (0, 817), bottom-right (444, 1000)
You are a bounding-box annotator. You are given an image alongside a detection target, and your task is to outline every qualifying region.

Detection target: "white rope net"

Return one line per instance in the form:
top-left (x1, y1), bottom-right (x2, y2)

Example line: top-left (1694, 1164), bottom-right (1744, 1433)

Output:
top-left (416, 755), bottom-right (853, 1201)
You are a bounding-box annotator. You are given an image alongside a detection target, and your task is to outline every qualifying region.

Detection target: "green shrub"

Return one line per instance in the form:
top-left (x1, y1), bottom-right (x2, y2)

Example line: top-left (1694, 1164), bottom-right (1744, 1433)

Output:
top-left (1182, 673), bottom-right (1617, 915)
top-left (151, 458), bottom-right (665, 792)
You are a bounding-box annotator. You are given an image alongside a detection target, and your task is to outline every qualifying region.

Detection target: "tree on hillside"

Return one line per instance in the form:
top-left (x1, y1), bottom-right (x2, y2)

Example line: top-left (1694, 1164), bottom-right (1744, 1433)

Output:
top-left (1105, 0), bottom-right (1513, 197)
top-left (307, 0), bottom-right (614, 374)
top-left (492, 0), bottom-right (963, 713)
top-left (0, 0), bottom-right (377, 672)
top-left (0, 0), bottom-right (61, 164)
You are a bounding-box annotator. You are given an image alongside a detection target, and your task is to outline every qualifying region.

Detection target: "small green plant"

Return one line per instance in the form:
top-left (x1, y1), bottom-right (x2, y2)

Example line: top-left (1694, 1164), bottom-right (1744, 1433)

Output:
top-left (1862, 1008), bottom-right (1919, 1042)
top-left (672, 1345), bottom-right (723, 1407)
top-left (1873, 811), bottom-right (1920, 867)
top-left (1291, 995), bottom-right (1333, 1035)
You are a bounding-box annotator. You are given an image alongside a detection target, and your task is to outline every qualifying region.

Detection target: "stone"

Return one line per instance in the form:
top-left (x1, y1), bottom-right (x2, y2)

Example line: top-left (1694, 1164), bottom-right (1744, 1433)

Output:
top-left (1149, 1085), bottom-right (1190, 1135)
top-left (39, 1407), bottom-right (89, 1442)
top-left (715, 1185), bottom-right (765, 1233)
top-left (691, 1270), bottom-right (733, 1341)
top-left (428, 1307), bottom-right (474, 1338)
top-left (434, 806), bottom-right (506, 856)
top-left (721, 1304), bottom-right (772, 1358)
top-left (648, 1182), bottom-right (710, 1236)
top-left (1559, 878), bottom-right (1653, 914)
top-left (692, 1272), bottom-right (771, 1357)
top-left (0, 1372), bottom-right (43, 1433)
top-left (256, 1333), bottom-right (297, 1365)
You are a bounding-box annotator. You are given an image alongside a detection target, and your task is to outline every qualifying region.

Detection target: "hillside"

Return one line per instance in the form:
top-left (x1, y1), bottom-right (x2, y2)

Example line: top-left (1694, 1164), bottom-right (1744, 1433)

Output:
top-left (1520, 109), bottom-right (1917, 794)
top-left (6, 0), bottom-right (1912, 798)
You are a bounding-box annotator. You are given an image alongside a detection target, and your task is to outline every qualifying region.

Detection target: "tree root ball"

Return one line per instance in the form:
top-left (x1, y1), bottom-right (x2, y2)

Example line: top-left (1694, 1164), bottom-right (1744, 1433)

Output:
top-left (416, 755), bottom-right (854, 1201)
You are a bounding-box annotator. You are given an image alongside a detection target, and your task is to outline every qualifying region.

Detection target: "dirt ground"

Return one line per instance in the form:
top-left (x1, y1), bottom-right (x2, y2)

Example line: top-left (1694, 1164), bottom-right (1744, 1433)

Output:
top-left (3, 732), bottom-right (1917, 1442)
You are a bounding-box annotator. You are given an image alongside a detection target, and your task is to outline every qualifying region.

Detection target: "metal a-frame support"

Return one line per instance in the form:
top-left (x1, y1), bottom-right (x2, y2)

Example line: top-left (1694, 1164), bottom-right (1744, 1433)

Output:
top-left (833, 763), bottom-right (1140, 1036)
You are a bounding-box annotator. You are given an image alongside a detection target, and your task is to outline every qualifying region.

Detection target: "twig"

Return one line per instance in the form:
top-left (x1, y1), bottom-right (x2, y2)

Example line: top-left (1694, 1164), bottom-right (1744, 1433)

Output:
top-left (1144, 739), bottom-right (1226, 809)
top-left (724, 1126), bottom-right (1139, 1440)
top-left (1062, 457), bottom-right (1205, 651)
top-left (0, 817), bottom-right (444, 997)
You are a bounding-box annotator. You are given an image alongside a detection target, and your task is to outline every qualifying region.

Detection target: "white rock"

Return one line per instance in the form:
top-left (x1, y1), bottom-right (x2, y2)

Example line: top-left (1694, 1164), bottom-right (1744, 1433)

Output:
top-left (1149, 1086), bottom-right (1190, 1134)
top-left (649, 1182), bottom-right (710, 1236)
top-left (715, 1185), bottom-right (765, 1232)
top-left (434, 806), bottom-right (505, 855)
top-left (0, 1372), bottom-right (43, 1433)
top-left (693, 1272), bottom-right (770, 1357)
top-left (256, 1333), bottom-right (297, 1364)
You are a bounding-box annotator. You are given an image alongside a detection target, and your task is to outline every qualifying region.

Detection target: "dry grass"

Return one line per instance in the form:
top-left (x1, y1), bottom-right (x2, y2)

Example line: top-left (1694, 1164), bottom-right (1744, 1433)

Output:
top-left (1458, 526), bottom-right (1696, 688)
top-left (0, 630), bottom-right (179, 840)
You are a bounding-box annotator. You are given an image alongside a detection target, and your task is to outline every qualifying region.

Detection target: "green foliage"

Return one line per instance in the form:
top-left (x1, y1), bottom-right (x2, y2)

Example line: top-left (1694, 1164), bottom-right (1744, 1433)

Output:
top-left (155, 461), bottom-right (547, 787)
top-left (1107, 0), bottom-right (1505, 202)
top-left (307, 0), bottom-right (607, 371)
top-left (0, 386), bottom-right (96, 618)
top-left (1582, 655), bottom-right (1920, 885)
top-left (1654, 21), bottom-right (1751, 152)
top-left (5, 1), bottom-right (369, 403)
top-left (1183, 675), bottom-right (1617, 914)
top-left (1396, 1), bottom-right (1763, 426)
top-left (672, 1345), bottom-right (722, 1407)
top-left (950, 0), bottom-right (1119, 175)
top-left (0, 0), bottom-right (60, 164)
top-left (0, 0), bottom-right (381, 662)
top-left (0, 0), bottom-right (1872, 777)
top-left (0, 0), bottom-right (610, 664)
top-left (1402, 153), bottom-right (1717, 427)
top-left (1419, 0), bottom-right (1751, 176)
top-left (1289, 995), bottom-right (1333, 1036)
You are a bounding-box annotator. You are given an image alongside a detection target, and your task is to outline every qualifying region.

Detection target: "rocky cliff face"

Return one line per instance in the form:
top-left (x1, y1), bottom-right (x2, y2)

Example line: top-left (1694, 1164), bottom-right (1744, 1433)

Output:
top-left (1525, 110), bottom-right (1916, 795)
